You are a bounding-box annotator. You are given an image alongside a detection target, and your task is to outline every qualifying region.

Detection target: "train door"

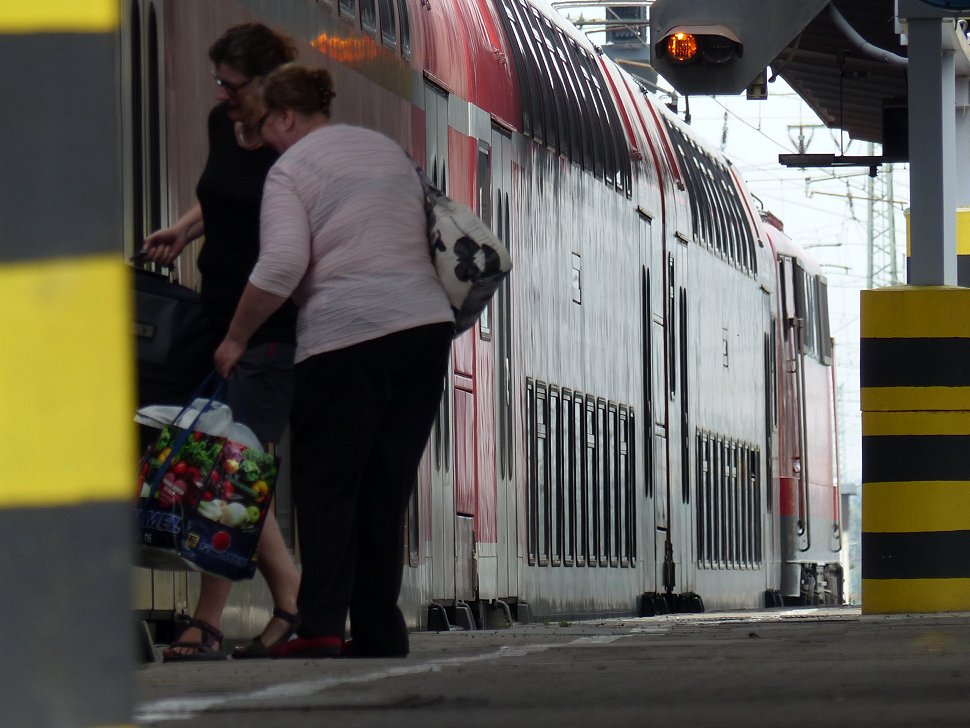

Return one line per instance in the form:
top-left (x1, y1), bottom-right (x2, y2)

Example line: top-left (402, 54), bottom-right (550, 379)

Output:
top-left (638, 210), bottom-right (667, 594)
top-left (675, 283), bottom-right (693, 591)
top-left (425, 80), bottom-right (458, 604)
top-left (661, 249), bottom-right (689, 594)
top-left (490, 125), bottom-right (517, 601)
top-left (763, 296), bottom-right (781, 590)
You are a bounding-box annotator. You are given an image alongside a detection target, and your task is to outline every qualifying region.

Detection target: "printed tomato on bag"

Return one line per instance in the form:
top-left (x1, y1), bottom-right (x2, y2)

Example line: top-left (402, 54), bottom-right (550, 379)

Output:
top-left (179, 439), bottom-right (279, 580)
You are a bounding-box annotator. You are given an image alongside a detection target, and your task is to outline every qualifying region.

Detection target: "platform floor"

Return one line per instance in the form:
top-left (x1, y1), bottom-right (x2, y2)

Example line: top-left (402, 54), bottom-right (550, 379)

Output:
top-left (136, 606), bottom-right (970, 727)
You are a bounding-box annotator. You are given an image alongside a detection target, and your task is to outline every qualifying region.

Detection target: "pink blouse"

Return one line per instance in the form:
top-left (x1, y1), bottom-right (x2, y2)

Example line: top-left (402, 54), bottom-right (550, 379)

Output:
top-left (250, 124), bottom-right (453, 362)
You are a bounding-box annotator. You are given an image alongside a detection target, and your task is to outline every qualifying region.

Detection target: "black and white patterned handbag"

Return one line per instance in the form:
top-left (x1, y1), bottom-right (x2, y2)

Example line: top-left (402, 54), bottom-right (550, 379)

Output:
top-left (416, 167), bottom-right (512, 335)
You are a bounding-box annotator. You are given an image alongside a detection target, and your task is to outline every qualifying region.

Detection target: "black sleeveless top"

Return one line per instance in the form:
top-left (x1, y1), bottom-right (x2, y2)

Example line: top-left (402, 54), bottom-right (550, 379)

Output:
top-left (196, 102), bottom-right (297, 345)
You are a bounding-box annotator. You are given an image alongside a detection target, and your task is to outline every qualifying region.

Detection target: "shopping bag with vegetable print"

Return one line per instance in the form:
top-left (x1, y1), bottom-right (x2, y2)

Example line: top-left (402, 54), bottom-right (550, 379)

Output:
top-left (135, 393), bottom-right (228, 568)
top-left (178, 430), bottom-right (279, 580)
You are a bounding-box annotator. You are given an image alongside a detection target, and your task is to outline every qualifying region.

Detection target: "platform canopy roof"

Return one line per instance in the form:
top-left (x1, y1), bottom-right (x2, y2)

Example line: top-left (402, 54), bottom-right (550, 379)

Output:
top-left (771, 0), bottom-right (908, 145)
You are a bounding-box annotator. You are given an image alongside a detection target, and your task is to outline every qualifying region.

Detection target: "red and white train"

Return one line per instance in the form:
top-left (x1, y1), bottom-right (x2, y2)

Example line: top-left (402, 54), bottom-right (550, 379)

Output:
top-left (125, 0), bottom-right (842, 635)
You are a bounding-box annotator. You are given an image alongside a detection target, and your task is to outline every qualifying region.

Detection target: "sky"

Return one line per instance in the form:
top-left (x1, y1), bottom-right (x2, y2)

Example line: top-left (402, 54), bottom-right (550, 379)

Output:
top-left (557, 8), bottom-right (912, 492)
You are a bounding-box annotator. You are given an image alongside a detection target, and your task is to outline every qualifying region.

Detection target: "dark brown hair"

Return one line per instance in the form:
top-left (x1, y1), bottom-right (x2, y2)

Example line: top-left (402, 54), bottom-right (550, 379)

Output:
top-left (209, 23), bottom-right (297, 79)
top-left (261, 64), bottom-right (336, 118)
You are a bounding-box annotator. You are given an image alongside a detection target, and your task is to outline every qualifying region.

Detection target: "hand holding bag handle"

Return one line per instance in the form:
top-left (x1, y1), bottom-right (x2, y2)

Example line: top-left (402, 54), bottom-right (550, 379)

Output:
top-left (142, 371), bottom-right (228, 504)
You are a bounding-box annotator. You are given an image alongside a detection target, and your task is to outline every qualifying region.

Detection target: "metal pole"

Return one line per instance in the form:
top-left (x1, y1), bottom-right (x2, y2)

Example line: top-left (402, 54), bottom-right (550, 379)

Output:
top-left (907, 17), bottom-right (957, 285)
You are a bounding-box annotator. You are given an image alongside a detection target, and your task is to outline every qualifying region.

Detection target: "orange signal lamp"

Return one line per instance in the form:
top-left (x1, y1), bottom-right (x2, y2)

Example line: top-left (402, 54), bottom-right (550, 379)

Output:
top-left (665, 32), bottom-right (698, 63)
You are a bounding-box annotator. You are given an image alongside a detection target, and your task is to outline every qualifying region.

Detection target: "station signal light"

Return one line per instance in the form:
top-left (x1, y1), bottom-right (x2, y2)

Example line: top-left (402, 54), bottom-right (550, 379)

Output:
top-left (655, 26), bottom-right (742, 66)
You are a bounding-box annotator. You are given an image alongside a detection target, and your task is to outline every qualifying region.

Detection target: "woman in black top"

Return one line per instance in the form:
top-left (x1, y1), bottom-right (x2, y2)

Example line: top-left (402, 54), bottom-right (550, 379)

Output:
top-left (142, 23), bottom-right (301, 662)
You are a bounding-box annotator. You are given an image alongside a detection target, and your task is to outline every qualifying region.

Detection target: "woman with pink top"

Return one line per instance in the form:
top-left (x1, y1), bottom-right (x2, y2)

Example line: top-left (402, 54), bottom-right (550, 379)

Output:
top-left (215, 63), bottom-right (453, 658)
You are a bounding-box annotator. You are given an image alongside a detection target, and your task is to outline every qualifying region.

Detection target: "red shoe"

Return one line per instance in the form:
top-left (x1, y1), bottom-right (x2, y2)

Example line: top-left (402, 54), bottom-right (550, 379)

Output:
top-left (270, 635), bottom-right (343, 659)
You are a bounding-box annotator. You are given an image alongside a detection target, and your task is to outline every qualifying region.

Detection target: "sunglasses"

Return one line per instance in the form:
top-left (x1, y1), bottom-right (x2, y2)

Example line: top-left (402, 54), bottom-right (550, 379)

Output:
top-left (212, 72), bottom-right (252, 94)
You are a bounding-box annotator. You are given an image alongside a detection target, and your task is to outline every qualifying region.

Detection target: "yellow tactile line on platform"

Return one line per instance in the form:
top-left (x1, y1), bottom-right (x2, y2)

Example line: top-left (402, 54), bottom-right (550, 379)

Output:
top-left (861, 286), bottom-right (970, 339)
top-left (861, 386), bottom-right (970, 412)
top-left (862, 578), bottom-right (970, 614)
top-left (0, 0), bottom-right (118, 32)
top-left (0, 255), bottom-right (135, 507)
top-left (864, 481), bottom-right (970, 533)
top-left (862, 410), bottom-right (970, 436)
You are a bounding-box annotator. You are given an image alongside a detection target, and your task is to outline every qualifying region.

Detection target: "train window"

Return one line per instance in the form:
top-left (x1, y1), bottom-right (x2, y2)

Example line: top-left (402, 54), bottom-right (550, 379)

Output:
top-left (378, 0), bottom-right (396, 47)
top-left (146, 4), bottom-right (162, 236)
top-left (663, 118), bottom-right (758, 275)
top-left (762, 333), bottom-right (774, 519)
top-left (619, 405), bottom-right (629, 566)
top-left (537, 383), bottom-right (549, 566)
top-left (589, 57), bottom-right (627, 191)
top-left (739, 445), bottom-right (749, 567)
top-left (562, 37), bottom-right (600, 175)
top-left (696, 432), bottom-right (707, 567)
top-left (641, 267), bottom-right (653, 498)
top-left (128, 0), bottom-right (144, 250)
top-left (792, 261), bottom-right (809, 351)
top-left (626, 409), bottom-right (637, 563)
top-left (718, 164), bottom-right (746, 271)
top-left (796, 265), bottom-right (819, 358)
top-left (726, 441), bottom-right (736, 569)
top-left (563, 389), bottom-right (576, 566)
top-left (720, 438), bottom-right (730, 568)
top-left (585, 397), bottom-right (598, 564)
top-left (477, 144), bottom-right (494, 339)
top-left (569, 44), bottom-right (606, 179)
top-left (709, 435), bottom-right (719, 566)
top-left (549, 386), bottom-right (561, 566)
top-left (608, 403), bottom-right (619, 566)
top-left (778, 257), bottom-right (791, 326)
top-left (527, 10), bottom-right (566, 156)
top-left (596, 399), bottom-right (609, 565)
top-left (713, 437), bottom-right (721, 565)
top-left (578, 48), bottom-right (620, 189)
top-left (538, 15), bottom-right (574, 159)
top-left (695, 433), bottom-right (764, 570)
top-left (521, 6), bottom-right (560, 152)
top-left (526, 379), bottom-right (536, 565)
top-left (711, 164), bottom-right (735, 262)
top-left (360, 0), bottom-right (377, 35)
top-left (398, 0), bottom-right (411, 55)
top-left (573, 393), bottom-right (586, 565)
top-left (527, 378), bottom-right (551, 565)
top-left (406, 479), bottom-right (420, 566)
top-left (554, 28), bottom-right (587, 168)
top-left (817, 277), bottom-right (832, 365)
top-left (679, 288), bottom-right (689, 505)
top-left (338, 0), bottom-right (356, 18)
top-left (753, 449), bottom-right (763, 563)
top-left (497, 0), bottom-right (542, 142)
top-left (674, 140), bottom-right (703, 246)
top-left (667, 254), bottom-right (676, 398)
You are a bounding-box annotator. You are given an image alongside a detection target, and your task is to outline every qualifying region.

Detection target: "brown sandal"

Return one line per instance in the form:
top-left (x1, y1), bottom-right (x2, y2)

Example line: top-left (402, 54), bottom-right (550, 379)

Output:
top-left (232, 607), bottom-right (300, 659)
top-left (162, 618), bottom-right (226, 662)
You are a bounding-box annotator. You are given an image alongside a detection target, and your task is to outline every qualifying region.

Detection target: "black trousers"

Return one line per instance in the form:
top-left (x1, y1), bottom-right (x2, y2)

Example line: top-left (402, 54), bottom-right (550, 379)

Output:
top-left (290, 322), bottom-right (452, 655)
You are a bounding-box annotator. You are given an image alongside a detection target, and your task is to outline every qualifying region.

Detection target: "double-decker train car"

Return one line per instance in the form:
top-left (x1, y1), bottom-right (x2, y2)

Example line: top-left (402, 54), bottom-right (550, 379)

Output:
top-left (124, 0), bottom-right (842, 637)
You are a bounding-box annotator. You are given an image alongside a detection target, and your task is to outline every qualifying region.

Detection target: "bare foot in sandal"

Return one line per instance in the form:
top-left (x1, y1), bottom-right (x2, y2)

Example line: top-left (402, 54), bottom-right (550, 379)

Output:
top-left (163, 618), bottom-right (226, 662)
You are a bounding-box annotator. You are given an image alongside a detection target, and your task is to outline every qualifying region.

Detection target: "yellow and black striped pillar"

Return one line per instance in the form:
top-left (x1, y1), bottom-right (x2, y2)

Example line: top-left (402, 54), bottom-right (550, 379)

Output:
top-left (0, 2), bottom-right (135, 727)
top-left (861, 286), bottom-right (970, 613)
top-left (906, 208), bottom-right (970, 285)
